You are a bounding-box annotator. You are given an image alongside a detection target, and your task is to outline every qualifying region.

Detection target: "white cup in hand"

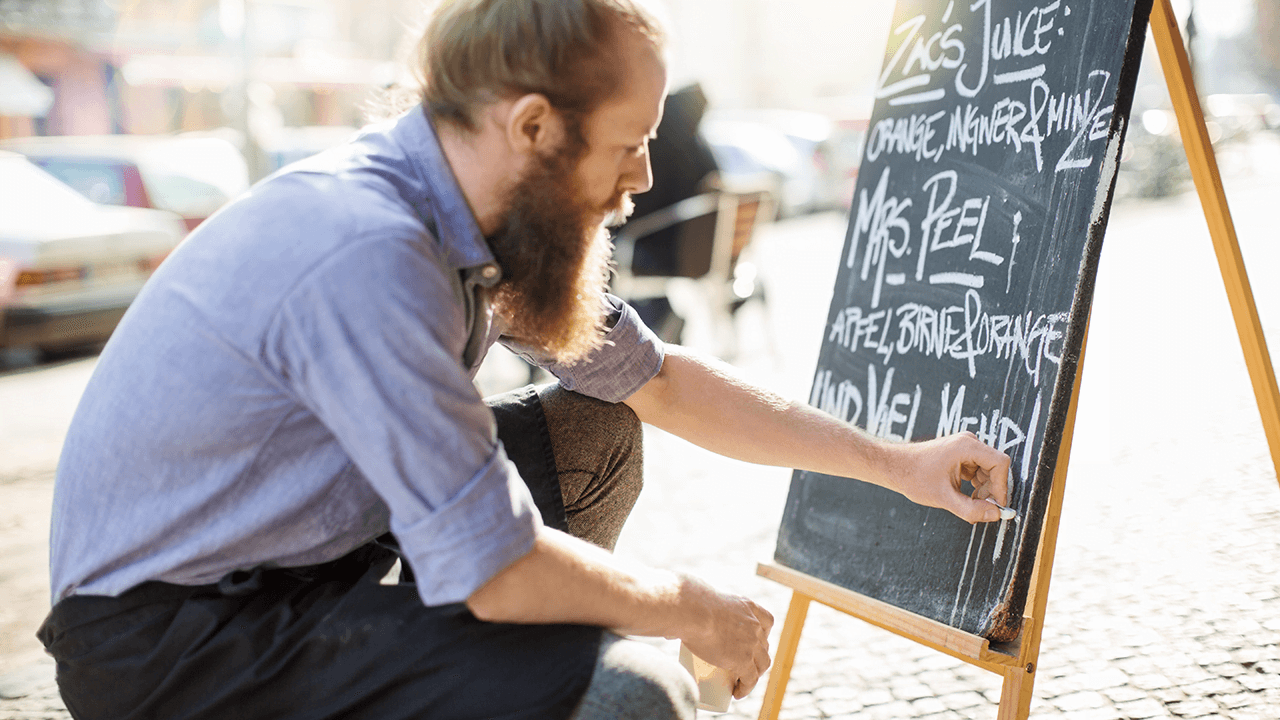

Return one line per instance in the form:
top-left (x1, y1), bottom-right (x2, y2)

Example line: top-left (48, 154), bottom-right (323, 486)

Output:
top-left (678, 642), bottom-right (734, 713)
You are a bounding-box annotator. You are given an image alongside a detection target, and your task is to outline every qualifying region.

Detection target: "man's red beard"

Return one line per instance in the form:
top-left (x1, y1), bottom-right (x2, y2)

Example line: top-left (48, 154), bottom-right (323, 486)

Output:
top-left (486, 142), bottom-right (629, 365)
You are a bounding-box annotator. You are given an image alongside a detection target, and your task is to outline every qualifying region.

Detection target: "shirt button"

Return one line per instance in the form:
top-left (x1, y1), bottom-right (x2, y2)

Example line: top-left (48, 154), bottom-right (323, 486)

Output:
top-left (481, 264), bottom-right (499, 280)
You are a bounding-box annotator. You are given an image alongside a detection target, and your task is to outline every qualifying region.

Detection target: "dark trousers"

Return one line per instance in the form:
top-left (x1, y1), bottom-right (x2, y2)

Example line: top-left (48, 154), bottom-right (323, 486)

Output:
top-left (38, 384), bottom-right (646, 720)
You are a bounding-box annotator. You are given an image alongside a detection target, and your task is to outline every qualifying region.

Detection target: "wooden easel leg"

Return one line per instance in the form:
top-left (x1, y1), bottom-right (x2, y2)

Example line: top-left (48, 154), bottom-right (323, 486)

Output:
top-left (1148, 0), bottom-right (1280, 484)
top-left (996, 665), bottom-right (1035, 720)
top-left (757, 592), bottom-right (811, 720)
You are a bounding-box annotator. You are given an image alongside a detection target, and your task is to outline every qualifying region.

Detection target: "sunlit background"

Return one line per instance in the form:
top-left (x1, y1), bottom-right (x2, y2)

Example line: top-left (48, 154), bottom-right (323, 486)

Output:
top-left (2, 0), bottom-right (1278, 367)
top-left (6, 5), bottom-right (1280, 718)
top-left (0, 0), bottom-right (1273, 220)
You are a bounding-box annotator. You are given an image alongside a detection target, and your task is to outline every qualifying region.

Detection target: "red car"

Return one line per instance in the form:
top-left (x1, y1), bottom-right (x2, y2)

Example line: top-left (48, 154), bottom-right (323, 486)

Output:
top-left (0, 134), bottom-right (249, 232)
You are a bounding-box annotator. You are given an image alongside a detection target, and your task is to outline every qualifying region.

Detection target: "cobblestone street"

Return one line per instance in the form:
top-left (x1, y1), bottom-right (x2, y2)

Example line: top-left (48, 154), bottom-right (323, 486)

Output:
top-left (4, 139), bottom-right (1280, 719)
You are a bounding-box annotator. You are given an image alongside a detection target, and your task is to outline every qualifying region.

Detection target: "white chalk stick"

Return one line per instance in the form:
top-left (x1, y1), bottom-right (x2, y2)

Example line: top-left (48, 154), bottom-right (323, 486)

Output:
top-left (985, 497), bottom-right (1017, 520)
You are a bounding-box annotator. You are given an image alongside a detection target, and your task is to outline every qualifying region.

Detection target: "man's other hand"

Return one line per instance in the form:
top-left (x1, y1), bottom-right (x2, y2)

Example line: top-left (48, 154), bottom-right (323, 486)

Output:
top-left (674, 574), bottom-right (774, 699)
top-left (885, 431), bottom-right (1013, 524)
top-left (466, 530), bottom-right (774, 700)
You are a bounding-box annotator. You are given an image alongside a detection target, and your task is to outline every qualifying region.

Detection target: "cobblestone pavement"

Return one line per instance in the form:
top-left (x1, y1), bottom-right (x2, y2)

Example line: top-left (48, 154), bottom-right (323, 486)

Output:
top-left (4, 138), bottom-right (1280, 718)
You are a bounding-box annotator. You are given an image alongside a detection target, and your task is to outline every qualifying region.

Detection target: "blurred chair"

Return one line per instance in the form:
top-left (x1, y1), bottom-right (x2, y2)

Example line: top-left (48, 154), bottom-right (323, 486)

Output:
top-left (611, 189), bottom-right (774, 358)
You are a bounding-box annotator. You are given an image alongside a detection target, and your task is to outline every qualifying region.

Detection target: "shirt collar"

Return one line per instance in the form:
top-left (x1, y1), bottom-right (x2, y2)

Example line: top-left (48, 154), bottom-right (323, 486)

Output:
top-left (387, 106), bottom-right (500, 283)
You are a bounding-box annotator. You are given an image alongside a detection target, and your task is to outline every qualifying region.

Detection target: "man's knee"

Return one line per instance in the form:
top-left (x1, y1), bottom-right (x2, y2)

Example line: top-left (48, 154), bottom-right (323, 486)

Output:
top-left (570, 634), bottom-right (697, 720)
top-left (538, 384), bottom-right (645, 549)
top-left (597, 392), bottom-right (643, 444)
top-left (540, 384), bottom-right (643, 449)
top-left (539, 384), bottom-right (644, 497)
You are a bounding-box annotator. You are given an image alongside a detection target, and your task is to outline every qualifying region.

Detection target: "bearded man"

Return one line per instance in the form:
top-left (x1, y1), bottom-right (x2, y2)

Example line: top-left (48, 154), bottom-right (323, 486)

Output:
top-left (40, 1), bottom-right (1013, 718)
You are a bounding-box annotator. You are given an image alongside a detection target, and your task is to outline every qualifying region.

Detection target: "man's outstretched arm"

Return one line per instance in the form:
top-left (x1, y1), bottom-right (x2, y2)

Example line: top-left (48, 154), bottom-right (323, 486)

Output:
top-left (623, 345), bottom-right (1013, 524)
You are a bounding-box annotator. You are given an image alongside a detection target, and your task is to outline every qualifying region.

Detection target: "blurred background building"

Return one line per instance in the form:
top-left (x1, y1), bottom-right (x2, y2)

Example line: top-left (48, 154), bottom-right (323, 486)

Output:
top-left (0, 0), bottom-right (1277, 359)
top-left (0, 0), bottom-right (417, 178)
top-left (1, 0), bottom-right (1276, 181)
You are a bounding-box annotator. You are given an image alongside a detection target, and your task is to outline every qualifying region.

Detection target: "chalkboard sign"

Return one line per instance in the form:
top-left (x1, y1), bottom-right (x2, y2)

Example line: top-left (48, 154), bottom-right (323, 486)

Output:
top-left (774, 0), bottom-right (1153, 642)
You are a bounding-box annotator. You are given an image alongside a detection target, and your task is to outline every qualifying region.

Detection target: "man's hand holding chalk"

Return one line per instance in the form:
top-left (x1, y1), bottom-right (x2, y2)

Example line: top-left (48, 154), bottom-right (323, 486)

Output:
top-left (867, 431), bottom-right (1014, 525)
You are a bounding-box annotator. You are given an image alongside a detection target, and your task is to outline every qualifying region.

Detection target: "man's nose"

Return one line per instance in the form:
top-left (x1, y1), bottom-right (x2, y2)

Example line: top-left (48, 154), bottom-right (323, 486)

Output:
top-left (620, 149), bottom-right (653, 196)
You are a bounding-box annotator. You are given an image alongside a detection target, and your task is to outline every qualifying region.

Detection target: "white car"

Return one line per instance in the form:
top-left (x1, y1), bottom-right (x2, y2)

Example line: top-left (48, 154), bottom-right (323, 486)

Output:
top-left (1, 133), bottom-right (250, 233)
top-left (0, 151), bottom-right (187, 353)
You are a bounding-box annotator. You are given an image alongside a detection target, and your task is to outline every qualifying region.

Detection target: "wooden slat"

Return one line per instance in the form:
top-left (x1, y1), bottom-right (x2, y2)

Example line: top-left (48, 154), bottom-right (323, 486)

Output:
top-left (756, 592), bottom-right (811, 720)
top-left (757, 563), bottom-right (1019, 673)
top-left (1148, 0), bottom-right (1280, 484)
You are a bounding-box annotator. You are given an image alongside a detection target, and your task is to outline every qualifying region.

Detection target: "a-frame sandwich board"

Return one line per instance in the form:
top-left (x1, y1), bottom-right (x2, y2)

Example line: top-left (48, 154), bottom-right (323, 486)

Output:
top-left (756, 0), bottom-right (1280, 718)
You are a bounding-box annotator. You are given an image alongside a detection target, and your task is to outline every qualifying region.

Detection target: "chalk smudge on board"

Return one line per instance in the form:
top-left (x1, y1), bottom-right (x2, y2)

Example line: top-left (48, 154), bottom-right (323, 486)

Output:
top-left (993, 514), bottom-right (1017, 561)
top-left (949, 524), bottom-right (980, 625)
top-left (1091, 116), bottom-right (1126, 228)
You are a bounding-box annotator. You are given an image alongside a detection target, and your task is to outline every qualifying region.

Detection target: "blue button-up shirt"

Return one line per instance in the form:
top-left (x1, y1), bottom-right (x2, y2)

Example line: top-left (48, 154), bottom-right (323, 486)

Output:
top-left (48, 108), bottom-right (665, 606)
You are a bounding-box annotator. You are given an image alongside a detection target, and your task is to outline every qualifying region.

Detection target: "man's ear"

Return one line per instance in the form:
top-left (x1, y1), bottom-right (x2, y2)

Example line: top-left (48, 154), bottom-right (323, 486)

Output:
top-left (505, 93), bottom-right (566, 155)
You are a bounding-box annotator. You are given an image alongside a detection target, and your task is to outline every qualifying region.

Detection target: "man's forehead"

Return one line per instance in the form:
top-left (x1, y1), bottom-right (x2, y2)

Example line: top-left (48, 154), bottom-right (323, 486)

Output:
top-left (591, 94), bottom-right (663, 143)
top-left (595, 54), bottom-right (667, 136)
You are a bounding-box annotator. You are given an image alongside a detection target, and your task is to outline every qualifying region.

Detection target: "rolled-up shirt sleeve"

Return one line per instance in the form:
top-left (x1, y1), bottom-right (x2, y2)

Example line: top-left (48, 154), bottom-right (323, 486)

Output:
top-left (391, 447), bottom-right (537, 603)
top-left (502, 294), bottom-right (665, 404)
top-left (262, 231), bottom-right (540, 607)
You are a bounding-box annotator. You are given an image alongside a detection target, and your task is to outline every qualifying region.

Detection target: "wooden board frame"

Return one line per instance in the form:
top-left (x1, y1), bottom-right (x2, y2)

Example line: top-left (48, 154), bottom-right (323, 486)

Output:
top-left (755, 0), bottom-right (1280, 717)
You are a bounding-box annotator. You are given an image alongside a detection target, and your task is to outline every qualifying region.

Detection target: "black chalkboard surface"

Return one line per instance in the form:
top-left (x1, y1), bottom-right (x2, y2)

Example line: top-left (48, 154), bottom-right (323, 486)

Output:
top-left (774, 0), bottom-right (1153, 643)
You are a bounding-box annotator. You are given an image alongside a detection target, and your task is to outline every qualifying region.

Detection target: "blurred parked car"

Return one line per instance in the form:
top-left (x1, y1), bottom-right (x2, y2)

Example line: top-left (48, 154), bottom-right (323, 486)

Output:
top-left (1115, 106), bottom-right (1190, 199)
top-left (1115, 89), bottom-right (1280, 201)
top-left (0, 152), bottom-right (187, 353)
top-left (1205, 93), bottom-right (1280, 143)
top-left (0, 134), bottom-right (249, 232)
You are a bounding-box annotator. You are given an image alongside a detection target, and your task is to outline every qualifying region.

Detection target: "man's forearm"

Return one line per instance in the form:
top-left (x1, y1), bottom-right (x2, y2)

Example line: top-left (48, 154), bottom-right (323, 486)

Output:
top-left (466, 527), bottom-right (773, 690)
top-left (623, 346), bottom-right (1012, 523)
top-left (466, 528), bottom-right (686, 635)
top-left (623, 346), bottom-right (893, 486)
